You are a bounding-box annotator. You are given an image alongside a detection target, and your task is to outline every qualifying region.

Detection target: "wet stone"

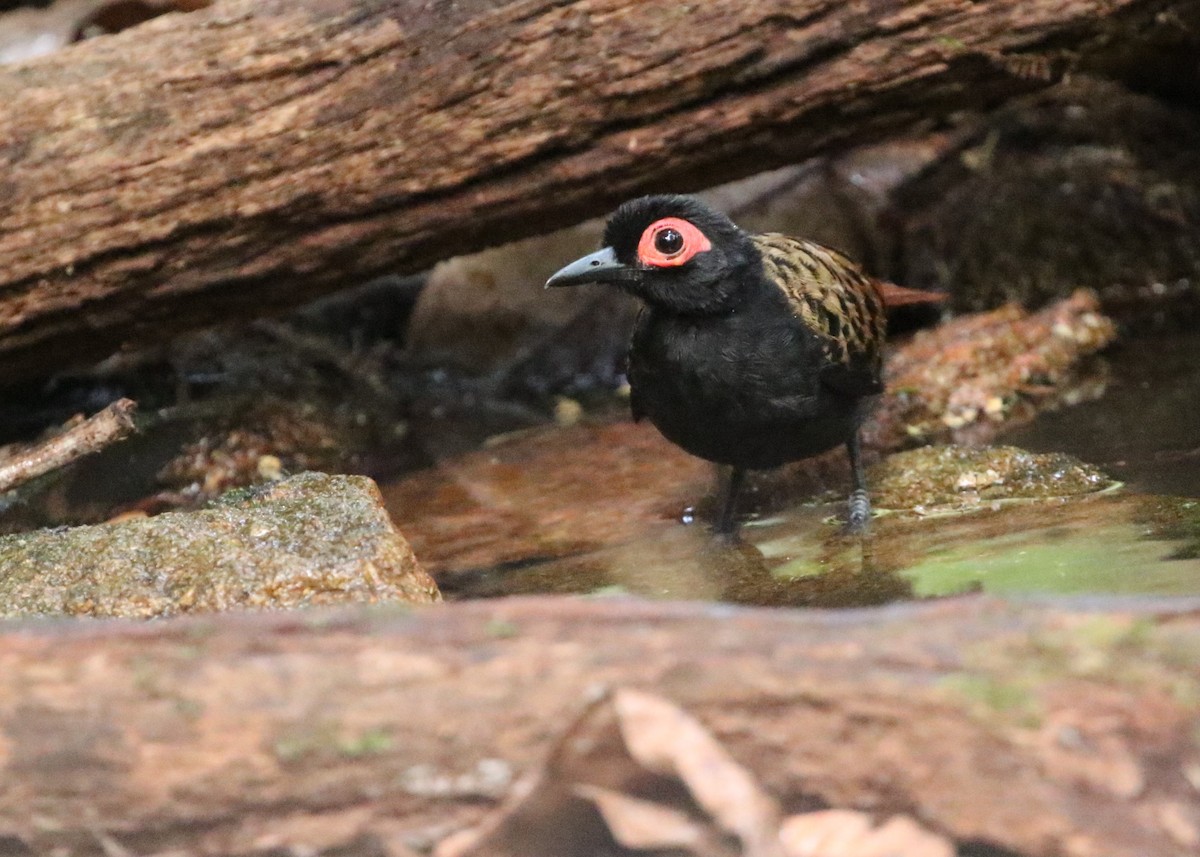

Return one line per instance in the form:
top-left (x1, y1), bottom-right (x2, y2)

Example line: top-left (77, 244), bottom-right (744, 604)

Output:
top-left (0, 472), bottom-right (439, 618)
top-left (867, 290), bottom-right (1117, 450)
top-left (382, 421), bottom-right (712, 581)
top-left (382, 414), bottom-right (1200, 603)
top-left (873, 444), bottom-right (1113, 511)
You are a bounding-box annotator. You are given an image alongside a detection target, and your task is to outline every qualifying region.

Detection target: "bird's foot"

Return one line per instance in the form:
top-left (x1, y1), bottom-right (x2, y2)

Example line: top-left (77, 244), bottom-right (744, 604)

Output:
top-left (845, 489), bottom-right (871, 534)
top-left (709, 520), bottom-right (741, 545)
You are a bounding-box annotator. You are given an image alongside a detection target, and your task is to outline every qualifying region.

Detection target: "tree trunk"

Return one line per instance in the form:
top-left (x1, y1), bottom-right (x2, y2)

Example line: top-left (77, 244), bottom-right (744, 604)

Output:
top-left (0, 0), bottom-right (1194, 380)
top-left (0, 596), bottom-right (1196, 856)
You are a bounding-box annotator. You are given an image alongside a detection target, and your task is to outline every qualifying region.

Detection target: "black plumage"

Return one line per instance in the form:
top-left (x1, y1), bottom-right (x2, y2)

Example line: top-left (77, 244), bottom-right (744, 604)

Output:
top-left (546, 194), bottom-right (886, 536)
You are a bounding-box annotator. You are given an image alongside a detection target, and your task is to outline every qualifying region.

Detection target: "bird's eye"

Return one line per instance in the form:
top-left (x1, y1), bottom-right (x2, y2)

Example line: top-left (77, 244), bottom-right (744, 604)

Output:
top-left (654, 228), bottom-right (684, 255)
top-left (637, 217), bottom-right (713, 268)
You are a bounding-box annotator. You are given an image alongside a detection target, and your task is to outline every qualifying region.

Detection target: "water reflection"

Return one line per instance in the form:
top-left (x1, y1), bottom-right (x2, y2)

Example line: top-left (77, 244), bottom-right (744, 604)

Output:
top-left (440, 506), bottom-right (914, 609)
top-left (1006, 330), bottom-right (1200, 498)
top-left (440, 489), bottom-right (1200, 605)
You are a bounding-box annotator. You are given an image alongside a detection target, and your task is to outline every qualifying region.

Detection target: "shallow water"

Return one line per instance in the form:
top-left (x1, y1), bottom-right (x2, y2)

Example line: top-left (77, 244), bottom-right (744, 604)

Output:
top-left (1006, 330), bottom-right (1200, 498)
top-left (439, 490), bottom-right (1200, 606)
top-left (399, 331), bottom-right (1200, 606)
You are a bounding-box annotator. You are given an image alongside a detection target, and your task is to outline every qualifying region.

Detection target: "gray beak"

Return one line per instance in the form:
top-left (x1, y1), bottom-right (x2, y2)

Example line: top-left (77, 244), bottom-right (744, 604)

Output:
top-left (545, 247), bottom-right (630, 288)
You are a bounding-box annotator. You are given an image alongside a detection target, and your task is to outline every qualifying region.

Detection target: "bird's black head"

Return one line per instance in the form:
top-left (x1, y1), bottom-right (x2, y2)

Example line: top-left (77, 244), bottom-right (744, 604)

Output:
top-left (546, 195), bottom-right (756, 315)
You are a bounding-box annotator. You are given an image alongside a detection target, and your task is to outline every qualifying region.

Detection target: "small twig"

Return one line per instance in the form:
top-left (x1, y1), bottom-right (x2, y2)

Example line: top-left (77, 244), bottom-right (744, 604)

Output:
top-left (0, 398), bottom-right (138, 494)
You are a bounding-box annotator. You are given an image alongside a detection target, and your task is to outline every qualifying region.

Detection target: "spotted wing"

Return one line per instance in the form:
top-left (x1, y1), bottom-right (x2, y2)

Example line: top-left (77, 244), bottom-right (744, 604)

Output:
top-left (750, 233), bottom-right (886, 397)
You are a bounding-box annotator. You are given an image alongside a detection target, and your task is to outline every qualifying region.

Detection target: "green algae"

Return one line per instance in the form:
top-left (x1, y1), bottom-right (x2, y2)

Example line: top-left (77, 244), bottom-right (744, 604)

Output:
top-left (485, 618), bottom-right (520, 639)
top-left (938, 673), bottom-right (1042, 727)
top-left (0, 472), bottom-right (439, 618)
top-left (940, 612), bottom-right (1200, 734)
top-left (742, 449), bottom-right (1200, 603)
top-left (274, 722), bottom-right (395, 763)
top-left (895, 493), bottom-right (1200, 598)
top-left (899, 519), bottom-right (1194, 597)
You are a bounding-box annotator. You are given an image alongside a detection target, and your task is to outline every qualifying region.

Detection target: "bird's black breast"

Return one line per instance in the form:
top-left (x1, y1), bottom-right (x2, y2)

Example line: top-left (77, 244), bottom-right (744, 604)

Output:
top-left (628, 301), bottom-right (864, 470)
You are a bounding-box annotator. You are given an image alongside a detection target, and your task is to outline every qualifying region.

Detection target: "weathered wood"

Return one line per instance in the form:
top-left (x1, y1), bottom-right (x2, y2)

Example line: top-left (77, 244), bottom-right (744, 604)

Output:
top-left (0, 596), bottom-right (1196, 856)
top-left (0, 0), bottom-right (1193, 379)
top-left (0, 396), bottom-right (134, 493)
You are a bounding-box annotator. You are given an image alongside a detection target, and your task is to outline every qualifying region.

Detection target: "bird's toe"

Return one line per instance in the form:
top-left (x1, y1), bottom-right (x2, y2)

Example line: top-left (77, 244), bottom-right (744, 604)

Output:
top-left (845, 488), bottom-right (871, 533)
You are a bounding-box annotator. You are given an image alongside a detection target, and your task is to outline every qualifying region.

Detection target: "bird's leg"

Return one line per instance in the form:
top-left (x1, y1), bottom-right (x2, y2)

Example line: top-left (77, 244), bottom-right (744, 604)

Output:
top-left (715, 466), bottom-right (746, 538)
top-left (846, 429), bottom-right (871, 532)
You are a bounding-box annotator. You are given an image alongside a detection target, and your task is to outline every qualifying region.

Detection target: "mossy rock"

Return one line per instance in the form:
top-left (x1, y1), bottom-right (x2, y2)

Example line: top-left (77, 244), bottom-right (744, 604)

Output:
top-left (873, 445), bottom-right (1112, 511)
top-left (0, 472), bottom-right (439, 618)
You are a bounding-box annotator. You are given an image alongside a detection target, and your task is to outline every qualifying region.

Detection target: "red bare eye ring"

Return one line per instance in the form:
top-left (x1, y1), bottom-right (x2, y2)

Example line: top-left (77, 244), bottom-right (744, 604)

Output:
top-left (637, 217), bottom-right (712, 267)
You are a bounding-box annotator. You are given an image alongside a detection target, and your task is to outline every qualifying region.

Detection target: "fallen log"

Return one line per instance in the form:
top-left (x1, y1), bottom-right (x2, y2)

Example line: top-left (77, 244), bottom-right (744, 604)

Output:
top-left (0, 596), bottom-right (1196, 855)
top-left (0, 0), bottom-right (1195, 380)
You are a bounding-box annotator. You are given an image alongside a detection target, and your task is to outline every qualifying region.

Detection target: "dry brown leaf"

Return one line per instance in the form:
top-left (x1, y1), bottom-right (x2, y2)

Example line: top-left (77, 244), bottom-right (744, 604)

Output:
top-left (437, 689), bottom-right (955, 857)
top-left (0, 0), bottom-right (85, 63)
top-left (433, 698), bottom-right (630, 857)
top-left (780, 810), bottom-right (954, 857)
top-left (781, 809), bottom-right (872, 856)
top-left (0, 0), bottom-right (208, 65)
top-left (613, 688), bottom-right (785, 857)
top-left (437, 688), bottom-right (788, 857)
top-left (574, 784), bottom-right (710, 852)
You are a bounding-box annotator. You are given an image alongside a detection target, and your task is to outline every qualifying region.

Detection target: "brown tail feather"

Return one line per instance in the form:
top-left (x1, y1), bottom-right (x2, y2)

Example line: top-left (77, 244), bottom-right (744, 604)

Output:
top-left (878, 281), bottom-right (946, 308)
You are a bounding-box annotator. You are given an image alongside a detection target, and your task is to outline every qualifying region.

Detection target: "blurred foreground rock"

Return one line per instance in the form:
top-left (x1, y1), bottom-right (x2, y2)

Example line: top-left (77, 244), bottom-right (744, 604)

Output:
top-left (0, 472), bottom-right (438, 617)
top-left (0, 596), bottom-right (1195, 856)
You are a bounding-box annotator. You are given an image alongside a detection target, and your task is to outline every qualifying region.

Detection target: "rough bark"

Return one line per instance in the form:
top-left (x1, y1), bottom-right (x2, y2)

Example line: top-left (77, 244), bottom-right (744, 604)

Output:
top-left (0, 596), bottom-right (1196, 856)
top-left (0, 0), bottom-right (1195, 380)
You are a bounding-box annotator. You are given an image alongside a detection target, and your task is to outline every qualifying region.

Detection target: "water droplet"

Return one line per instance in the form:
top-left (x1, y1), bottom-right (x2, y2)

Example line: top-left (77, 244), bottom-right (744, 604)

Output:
top-left (680, 507), bottom-right (696, 525)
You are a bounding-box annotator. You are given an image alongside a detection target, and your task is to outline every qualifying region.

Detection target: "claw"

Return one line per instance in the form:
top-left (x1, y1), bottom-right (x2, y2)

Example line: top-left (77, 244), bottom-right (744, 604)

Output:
top-left (846, 488), bottom-right (871, 533)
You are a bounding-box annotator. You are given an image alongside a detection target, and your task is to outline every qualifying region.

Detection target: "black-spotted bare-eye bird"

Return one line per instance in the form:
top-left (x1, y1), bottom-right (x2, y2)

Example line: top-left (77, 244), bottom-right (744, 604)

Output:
top-left (546, 194), bottom-right (899, 537)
